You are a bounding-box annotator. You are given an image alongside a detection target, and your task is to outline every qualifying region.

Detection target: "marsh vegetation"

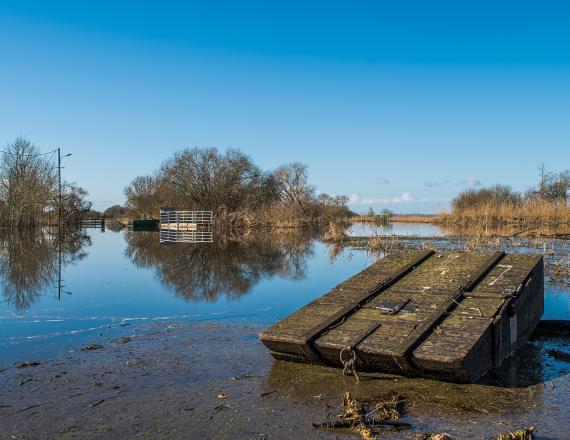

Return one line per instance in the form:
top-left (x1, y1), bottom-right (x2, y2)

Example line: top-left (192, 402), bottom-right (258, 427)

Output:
top-left (123, 147), bottom-right (351, 227)
top-left (441, 169), bottom-right (570, 230)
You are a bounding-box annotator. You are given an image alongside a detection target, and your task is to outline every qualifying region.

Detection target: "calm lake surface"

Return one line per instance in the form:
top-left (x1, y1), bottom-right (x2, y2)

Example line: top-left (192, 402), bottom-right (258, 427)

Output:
top-left (346, 221), bottom-right (447, 237)
top-left (1, 228), bottom-right (569, 367)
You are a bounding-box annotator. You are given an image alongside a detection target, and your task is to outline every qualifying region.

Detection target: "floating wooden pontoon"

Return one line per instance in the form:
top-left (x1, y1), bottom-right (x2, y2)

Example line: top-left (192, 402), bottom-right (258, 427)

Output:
top-left (259, 251), bottom-right (544, 383)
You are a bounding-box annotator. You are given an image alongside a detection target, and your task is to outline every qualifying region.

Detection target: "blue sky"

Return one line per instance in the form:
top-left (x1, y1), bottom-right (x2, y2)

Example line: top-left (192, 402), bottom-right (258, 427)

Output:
top-left (1, 1), bottom-right (569, 213)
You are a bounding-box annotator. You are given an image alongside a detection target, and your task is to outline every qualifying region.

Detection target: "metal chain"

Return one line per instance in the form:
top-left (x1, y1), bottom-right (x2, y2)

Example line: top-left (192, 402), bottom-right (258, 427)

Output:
top-left (339, 346), bottom-right (360, 383)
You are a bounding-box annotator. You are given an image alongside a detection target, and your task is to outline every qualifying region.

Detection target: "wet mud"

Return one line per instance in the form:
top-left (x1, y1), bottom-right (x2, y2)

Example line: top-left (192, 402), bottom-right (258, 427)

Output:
top-left (1, 320), bottom-right (569, 439)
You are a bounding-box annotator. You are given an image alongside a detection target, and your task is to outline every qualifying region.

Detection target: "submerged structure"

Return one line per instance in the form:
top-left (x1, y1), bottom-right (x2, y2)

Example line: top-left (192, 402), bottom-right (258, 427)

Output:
top-left (159, 208), bottom-right (213, 243)
top-left (259, 251), bottom-right (543, 383)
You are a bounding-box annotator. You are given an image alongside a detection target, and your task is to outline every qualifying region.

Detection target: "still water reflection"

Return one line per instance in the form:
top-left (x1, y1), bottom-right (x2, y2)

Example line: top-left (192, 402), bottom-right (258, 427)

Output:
top-left (0, 229), bottom-right (91, 309)
top-left (346, 222), bottom-right (446, 237)
top-left (125, 230), bottom-right (315, 302)
top-left (0, 229), bottom-right (375, 364)
top-left (0, 227), bottom-right (569, 371)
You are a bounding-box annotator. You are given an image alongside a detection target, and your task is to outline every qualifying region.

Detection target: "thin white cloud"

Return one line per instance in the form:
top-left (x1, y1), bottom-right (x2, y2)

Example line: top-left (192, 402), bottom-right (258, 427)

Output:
top-left (356, 192), bottom-right (415, 204)
top-left (396, 192), bottom-right (413, 202)
top-left (375, 176), bottom-right (390, 185)
top-left (424, 177), bottom-right (482, 188)
top-left (423, 179), bottom-right (450, 188)
top-left (349, 192), bottom-right (449, 205)
top-left (458, 176), bottom-right (482, 187)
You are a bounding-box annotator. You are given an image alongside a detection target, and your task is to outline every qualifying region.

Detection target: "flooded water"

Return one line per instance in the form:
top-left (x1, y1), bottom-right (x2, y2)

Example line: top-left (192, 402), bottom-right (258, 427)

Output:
top-left (0, 229), bottom-right (379, 365)
top-left (346, 221), bottom-right (447, 237)
top-left (1, 227), bottom-right (569, 366)
top-left (1, 227), bottom-right (570, 439)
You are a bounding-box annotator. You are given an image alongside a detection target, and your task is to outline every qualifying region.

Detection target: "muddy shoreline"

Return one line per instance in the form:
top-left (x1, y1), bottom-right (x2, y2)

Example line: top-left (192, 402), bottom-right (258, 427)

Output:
top-left (1, 320), bottom-right (569, 439)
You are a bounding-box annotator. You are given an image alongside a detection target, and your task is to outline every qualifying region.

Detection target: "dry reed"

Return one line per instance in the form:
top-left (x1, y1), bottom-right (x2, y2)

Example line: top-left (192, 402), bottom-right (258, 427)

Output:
top-left (439, 199), bottom-right (570, 228)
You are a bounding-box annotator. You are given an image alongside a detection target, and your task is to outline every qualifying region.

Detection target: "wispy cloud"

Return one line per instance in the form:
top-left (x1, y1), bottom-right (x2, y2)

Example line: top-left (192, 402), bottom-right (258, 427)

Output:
top-left (423, 180), bottom-right (450, 188)
top-left (457, 176), bottom-right (482, 187)
top-left (424, 177), bottom-right (481, 188)
top-left (350, 192), bottom-right (415, 205)
top-left (349, 192), bottom-right (450, 206)
top-left (392, 192), bottom-right (414, 203)
top-left (375, 176), bottom-right (390, 185)
top-left (348, 193), bottom-right (360, 204)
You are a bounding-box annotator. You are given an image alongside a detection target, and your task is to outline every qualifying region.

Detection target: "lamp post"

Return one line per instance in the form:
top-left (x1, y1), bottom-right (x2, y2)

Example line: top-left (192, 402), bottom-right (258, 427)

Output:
top-left (57, 148), bottom-right (71, 301)
top-left (57, 148), bottom-right (72, 228)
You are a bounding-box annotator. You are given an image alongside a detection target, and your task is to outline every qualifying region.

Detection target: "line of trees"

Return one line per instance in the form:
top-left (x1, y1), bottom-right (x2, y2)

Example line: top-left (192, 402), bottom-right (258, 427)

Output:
top-left (452, 169), bottom-right (570, 212)
top-left (448, 167), bottom-right (570, 225)
top-left (0, 137), bottom-right (92, 227)
top-left (124, 147), bottom-right (351, 225)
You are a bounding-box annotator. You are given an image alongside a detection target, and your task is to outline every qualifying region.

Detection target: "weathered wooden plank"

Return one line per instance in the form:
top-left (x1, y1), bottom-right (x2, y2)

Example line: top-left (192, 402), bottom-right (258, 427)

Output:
top-left (259, 251), bottom-right (433, 362)
top-left (411, 254), bottom-right (543, 381)
top-left (300, 250), bottom-right (434, 360)
top-left (259, 251), bottom-right (544, 383)
top-left (355, 252), bottom-right (505, 375)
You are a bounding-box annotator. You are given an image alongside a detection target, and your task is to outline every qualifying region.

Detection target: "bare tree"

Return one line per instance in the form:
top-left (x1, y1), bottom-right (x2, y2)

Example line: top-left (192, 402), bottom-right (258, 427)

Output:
top-left (60, 183), bottom-right (93, 223)
top-left (0, 137), bottom-right (57, 227)
top-left (274, 162), bottom-right (316, 214)
top-left (127, 147), bottom-right (279, 214)
top-left (544, 170), bottom-right (570, 205)
top-left (123, 147), bottom-right (350, 223)
top-left (528, 166), bottom-right (570, 205)
top-left (124, 175), bottom-right (160, 217)
top-left (452, 185), bottom-right (522, 211)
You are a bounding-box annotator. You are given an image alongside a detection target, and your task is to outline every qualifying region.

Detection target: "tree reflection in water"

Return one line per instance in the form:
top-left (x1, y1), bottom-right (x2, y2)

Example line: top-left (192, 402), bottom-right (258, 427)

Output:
top-left (124, 229), bottom-right (321, 302)
top-left (0, 229), bottom-right (91, 309)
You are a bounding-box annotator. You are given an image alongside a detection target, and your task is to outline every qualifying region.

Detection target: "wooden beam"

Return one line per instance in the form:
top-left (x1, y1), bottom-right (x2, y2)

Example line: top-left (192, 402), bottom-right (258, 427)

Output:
top-left (300, 250), bottom-right (435, 362)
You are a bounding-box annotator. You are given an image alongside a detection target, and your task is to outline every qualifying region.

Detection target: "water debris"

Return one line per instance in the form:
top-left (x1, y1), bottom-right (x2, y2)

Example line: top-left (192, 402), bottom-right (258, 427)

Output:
top-left (15, 403), bottom-right (44, 413)
top-left (16, 361), bottom-right (42, 369)
top-left (81, 344), bottom-right (103, 352)
top-left (416, 434), bottom-right (454, 440)
top-left (111, 336), bottom-right (132, 344)
top-left (86, 399), bottom-right (107, 409)
top-left (313, 392), bottom-right (409, 439)
top-left (550, 257), bottom-right (570, 287)
top-left (416, 427), bottom-right (535, 440)
top-left (493, 427), bottom-right (535, 440)
top-left (218, 392), bottom-right (228, 400)
top-left (125, 358), bottom-right (145, 367)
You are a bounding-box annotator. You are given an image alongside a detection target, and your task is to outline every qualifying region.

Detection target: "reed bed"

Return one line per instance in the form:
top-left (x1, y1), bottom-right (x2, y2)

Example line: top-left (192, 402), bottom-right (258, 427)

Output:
top-left (391, 214), bottom-right (441, 223)
top-left (351, 214), bottom-right (440, 224)
top-left (438, 199), bottom-right (570, 228)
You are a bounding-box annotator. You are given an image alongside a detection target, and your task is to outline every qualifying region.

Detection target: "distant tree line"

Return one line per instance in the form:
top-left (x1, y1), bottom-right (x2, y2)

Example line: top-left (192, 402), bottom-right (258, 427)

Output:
top-left (448, 167), bottom-right (570, 225)
top-left (123, 147), bottom-right (351, 224)
top-left (0, 137), bottom-right (92, 227)
top-left (452, 169), bottom-right (569, 212)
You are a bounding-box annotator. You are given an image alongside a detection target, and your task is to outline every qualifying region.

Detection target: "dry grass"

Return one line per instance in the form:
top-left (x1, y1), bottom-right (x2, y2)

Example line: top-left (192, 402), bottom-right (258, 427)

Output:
top-left (438, 199), bottom-right (570, 228)
top-left (391, 214), bottom-right (442, 223)
top-left (351, 215), bottom-right (441, 224)
top-left (323, 221), bottom-right (346, 241)
top-left (225, 204), bottom-right (350, 229)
